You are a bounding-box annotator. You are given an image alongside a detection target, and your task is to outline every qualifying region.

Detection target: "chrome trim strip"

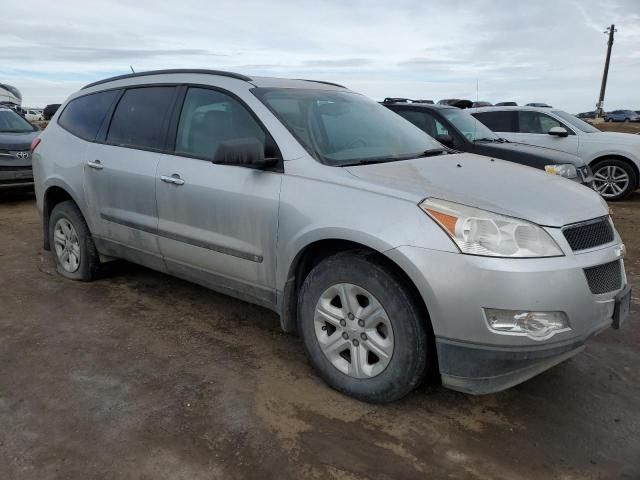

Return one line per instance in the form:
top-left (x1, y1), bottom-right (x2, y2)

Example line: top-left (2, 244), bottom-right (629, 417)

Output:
top-left (100, 213), bottom-right (263, 263)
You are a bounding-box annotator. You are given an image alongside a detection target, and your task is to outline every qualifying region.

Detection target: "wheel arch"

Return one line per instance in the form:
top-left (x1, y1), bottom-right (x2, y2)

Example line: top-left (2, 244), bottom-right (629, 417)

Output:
top-left (41, 182), bottom-right (87, 250)
top-left (589, 154), bottom-right (640, 190)
top-left (279, 238), bottom-right (435, 345)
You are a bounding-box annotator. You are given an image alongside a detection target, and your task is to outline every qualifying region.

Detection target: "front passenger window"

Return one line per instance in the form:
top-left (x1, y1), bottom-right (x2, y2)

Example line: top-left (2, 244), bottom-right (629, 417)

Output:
top-left (176, 88), bottom-right (267, 160)
top-left (518, 111), bottom-right (564, 134)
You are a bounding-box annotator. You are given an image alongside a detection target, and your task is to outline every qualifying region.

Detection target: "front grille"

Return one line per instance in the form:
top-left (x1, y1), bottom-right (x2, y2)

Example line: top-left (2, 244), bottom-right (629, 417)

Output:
top-left (563, 217), bottom-right (614, 251)
top-left (0, 165), bottom-right (32, 171)
top-left (0, 150), bottom-right (30, 160)
top-left (583, 260), bottom-right (622, 294)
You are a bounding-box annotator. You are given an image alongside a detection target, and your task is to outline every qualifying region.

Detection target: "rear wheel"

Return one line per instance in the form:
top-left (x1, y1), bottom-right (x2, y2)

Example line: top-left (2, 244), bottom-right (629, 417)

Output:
top-left (591, 159), bottom-right (637, 200)
top-left (298, 251), bottom-right (429, 403)
top-left (49, 201), bottom-right (100, 281)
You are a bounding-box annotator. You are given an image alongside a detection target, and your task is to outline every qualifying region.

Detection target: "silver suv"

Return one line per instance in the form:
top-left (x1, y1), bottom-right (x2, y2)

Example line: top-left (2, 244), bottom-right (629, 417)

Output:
top-left (33, 70), bottom-right (630, 402)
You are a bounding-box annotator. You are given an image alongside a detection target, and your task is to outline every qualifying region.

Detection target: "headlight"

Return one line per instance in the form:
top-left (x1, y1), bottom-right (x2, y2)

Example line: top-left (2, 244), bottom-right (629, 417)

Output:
top-left (545, 164), bottom-right (577, 178)
top-left (420, 198), bottom-right (563, 257)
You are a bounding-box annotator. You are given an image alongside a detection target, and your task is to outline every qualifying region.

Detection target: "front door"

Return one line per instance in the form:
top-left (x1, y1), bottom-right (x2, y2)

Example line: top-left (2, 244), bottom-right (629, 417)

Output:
top-left (503, 111), bottom-right (580, 155)
top-left (155, 87), bottom-right (282, 308)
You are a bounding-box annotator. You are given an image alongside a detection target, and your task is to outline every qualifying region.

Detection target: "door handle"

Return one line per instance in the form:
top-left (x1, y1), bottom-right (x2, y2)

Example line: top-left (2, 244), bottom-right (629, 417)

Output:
top-left (87, 160), bottom-right (103, 170)
top-left (160, 174), bottom-right (185, 186)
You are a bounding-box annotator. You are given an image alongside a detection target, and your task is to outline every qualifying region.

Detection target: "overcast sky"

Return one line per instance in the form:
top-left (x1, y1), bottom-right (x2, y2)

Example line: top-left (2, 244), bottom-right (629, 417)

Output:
top-left (2, 0), bottom-right (638, 112)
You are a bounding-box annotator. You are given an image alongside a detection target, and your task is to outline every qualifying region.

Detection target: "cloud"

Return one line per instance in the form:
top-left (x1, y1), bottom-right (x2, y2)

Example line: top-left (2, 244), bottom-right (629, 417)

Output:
top-left (0, 0), bottom-right (638, 112)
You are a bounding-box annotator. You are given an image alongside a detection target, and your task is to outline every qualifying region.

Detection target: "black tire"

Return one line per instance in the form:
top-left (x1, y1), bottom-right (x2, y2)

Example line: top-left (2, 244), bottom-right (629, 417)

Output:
top-left (624, 118), bottom-right (630, 123)
top-left (591, 158), bottom-right (637, 201)
top-left (298, 250), bottom-right (429, 403)
top-left (48, 201), bottom-right (100, 281)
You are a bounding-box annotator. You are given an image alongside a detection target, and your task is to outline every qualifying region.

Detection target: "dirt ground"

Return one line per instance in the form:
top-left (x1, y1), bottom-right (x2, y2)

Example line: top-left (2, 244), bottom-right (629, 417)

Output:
top-left (594, 122), bottom-right (640, 134)
top-left (0, 189), bottom-right (638, 479)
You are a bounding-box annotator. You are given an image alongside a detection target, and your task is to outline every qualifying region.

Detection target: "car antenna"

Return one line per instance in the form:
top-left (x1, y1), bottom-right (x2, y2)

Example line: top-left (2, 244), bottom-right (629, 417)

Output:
top-left (473, 79), bottom-right (478, 141)
top-left (129, 65), bottom-right (135, 73)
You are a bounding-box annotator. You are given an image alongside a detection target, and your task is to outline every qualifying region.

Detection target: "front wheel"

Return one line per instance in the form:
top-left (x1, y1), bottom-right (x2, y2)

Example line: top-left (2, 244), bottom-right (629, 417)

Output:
top-left (592, 159), bottom-right (637, 200)
top-left (298, 251), bottom-right (430, 403)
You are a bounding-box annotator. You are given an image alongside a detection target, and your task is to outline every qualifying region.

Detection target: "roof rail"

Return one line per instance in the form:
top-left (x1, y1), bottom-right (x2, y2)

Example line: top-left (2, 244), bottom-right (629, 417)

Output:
top-left (383, 97), bottom-right (410, 103)
top-left (297, 79), bottom-right (346, 89)
top-left (82, 69), bottom-right (252, 90)
top-left (382, 97), bottom-right (434, 104)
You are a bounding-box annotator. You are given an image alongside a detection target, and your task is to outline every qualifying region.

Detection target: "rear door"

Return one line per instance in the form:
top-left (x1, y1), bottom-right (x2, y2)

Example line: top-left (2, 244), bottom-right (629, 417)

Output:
top-left (84, 86), bottom-right (177, 265)
top-left (155, 86), bottom-right (282, 308)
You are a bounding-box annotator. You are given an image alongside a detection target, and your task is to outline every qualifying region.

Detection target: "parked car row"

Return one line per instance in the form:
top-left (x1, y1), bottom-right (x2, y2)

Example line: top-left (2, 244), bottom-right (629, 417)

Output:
top-left (29, 69), bottom-right (631, 403)
top-left (431, 100), bottom-right (551, 108)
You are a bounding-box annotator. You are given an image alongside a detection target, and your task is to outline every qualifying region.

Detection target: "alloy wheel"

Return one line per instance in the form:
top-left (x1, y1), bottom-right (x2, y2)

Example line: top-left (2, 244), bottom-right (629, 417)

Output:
top-left (593, 164), bottom-right (630, 199)
top-left (53, 218), bottom-right (81, 273)
top-left (314, 283), bottom-right (394, 378)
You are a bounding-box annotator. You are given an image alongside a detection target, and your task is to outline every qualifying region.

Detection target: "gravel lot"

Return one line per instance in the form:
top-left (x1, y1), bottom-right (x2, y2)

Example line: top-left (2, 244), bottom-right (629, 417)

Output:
top-left (0, 188), bottom-right (638, 479)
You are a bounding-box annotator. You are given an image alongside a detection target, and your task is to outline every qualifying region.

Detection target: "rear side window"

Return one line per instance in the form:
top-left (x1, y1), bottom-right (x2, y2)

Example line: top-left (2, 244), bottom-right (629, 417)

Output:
top-left (472, 111), bottom-right (517, 132)
top-left (107, 87), bottom-right (175, 150)
top-left (175, 88), bottom-right (266, 159)
top-left (58, 90), bottom-right (119, 141)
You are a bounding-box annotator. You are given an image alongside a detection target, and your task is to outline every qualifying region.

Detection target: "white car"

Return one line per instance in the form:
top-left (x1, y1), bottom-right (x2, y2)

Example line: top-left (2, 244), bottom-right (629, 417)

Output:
top-left (25, 109), bottom-right (43, 122)
top-left (469, 106), bottom-right (640, 200)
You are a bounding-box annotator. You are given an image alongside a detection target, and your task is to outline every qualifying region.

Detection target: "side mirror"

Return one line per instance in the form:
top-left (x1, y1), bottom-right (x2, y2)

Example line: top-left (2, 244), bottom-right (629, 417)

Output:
top-left (212, 138), bottom-right (278, 169)
top-left (436, 134), bottom-right (454, 148)
top-left (548, 126), bottom-right (569, 137)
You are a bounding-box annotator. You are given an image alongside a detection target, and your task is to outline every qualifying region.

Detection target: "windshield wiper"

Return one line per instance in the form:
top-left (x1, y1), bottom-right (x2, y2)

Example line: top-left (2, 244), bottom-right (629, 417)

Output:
top-left (473, 137), bottom-right (498, 143)
top-left (420, 148), bottom-right (448, 157)
top-left (341, 149), bottom-right (447, 166)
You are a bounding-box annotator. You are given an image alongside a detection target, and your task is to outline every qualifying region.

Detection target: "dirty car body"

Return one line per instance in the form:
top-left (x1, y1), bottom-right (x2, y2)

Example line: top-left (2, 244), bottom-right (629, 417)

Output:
top-left (32, 70), bottom-right (630, 401)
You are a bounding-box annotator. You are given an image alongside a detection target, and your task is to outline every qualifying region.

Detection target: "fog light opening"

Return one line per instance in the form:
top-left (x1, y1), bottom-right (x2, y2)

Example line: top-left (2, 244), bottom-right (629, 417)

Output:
top-left (484, 309), bottom-right (570, 340)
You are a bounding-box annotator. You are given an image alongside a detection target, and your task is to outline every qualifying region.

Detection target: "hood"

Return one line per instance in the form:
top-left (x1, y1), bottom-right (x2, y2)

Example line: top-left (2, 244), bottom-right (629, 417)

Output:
top-left (486, 141), bottom-right (586, 166)
top-left (585, 131), bottom-right (640, 146)
top-left (0, 130), bottom-right (39, 150)
top-left (345, 153), bottom-right (607, 227)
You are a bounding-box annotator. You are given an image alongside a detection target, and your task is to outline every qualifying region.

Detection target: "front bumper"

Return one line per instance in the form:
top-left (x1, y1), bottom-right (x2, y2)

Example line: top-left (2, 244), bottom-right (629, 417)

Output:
top-left (386, 234), bottom-right (627, 394)
top-left (0, 167), bottom-right (34, 188)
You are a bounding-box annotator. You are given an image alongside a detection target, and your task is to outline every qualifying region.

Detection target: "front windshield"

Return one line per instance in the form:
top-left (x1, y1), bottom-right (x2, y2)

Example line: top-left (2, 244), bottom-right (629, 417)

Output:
top-left (253, 88), bottom-right (442, 166)
top-left (0, 109), bottom-right (34, 133)
top-left (440, 108), bottom-right (499, 141)
top-left (552, 110), bottom-right (600, 133)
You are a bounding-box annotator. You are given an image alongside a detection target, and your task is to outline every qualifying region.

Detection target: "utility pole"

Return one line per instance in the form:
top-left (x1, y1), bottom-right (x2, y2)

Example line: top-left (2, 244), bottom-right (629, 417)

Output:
top-left (596, 24), bottom-right (617, 118)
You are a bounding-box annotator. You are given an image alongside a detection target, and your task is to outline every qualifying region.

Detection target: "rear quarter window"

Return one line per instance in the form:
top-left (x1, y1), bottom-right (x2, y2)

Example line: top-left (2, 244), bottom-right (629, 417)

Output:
top-left (472, 111), bottom-right (517, 132)
top-left (58, 90), bottom-right (119, 141)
